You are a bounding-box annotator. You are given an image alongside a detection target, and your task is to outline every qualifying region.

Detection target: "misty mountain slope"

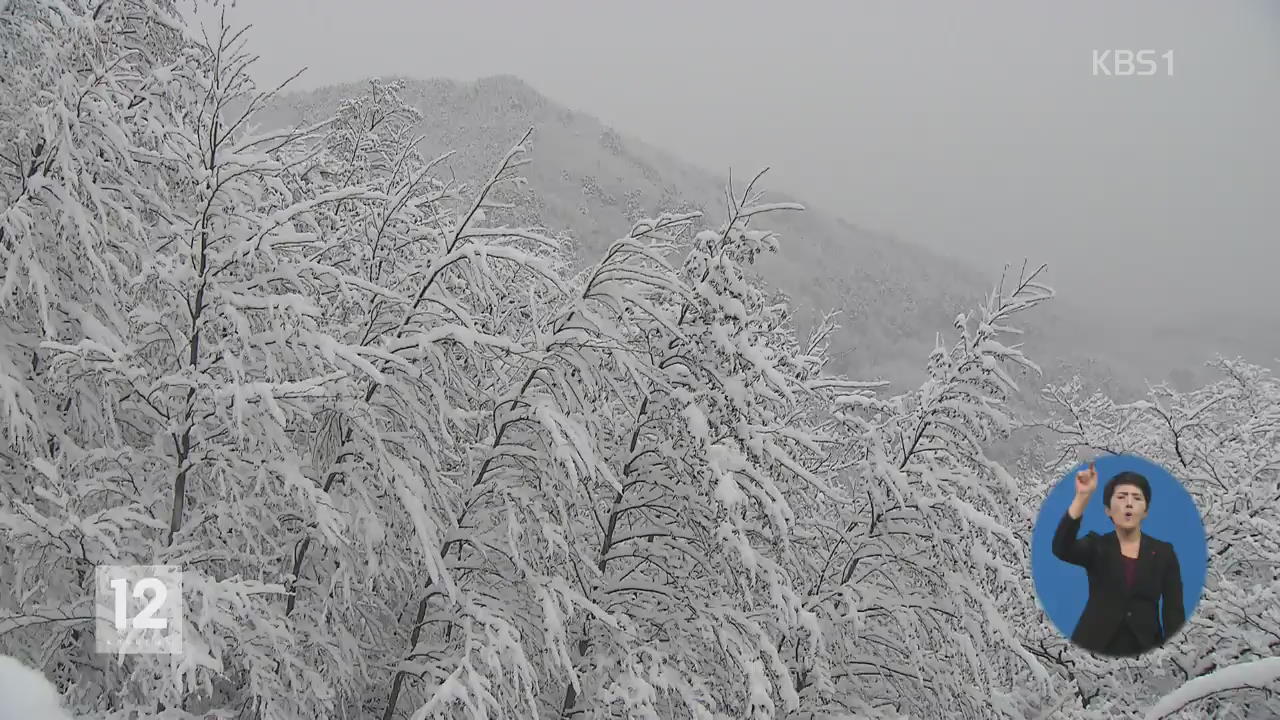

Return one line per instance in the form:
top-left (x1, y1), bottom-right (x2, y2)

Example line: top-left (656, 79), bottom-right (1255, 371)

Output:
top-left (262, 75), bottom-right (1129, 392)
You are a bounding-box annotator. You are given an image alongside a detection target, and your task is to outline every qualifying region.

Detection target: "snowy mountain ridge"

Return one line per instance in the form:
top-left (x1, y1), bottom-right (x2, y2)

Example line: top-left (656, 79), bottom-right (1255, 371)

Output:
top-left (260, 74), bottom-right (1139, 395)
top-left (262, 74), bottom-right (1280, 401)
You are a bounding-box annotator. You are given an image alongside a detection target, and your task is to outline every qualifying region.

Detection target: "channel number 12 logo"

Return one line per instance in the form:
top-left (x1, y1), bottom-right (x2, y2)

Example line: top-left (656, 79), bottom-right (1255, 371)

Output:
top-left (94, 565), bottom-right (184, 655)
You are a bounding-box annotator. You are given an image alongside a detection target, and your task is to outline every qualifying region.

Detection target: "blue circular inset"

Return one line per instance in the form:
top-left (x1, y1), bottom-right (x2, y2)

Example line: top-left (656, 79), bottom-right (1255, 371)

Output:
top-left (1031, 453), bottom-right (1207, 652)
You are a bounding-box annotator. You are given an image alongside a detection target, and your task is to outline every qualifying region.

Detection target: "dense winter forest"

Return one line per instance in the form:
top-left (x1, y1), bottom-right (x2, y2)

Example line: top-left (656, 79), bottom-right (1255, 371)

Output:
top-left (1, 2), bottom-right (1278, 719)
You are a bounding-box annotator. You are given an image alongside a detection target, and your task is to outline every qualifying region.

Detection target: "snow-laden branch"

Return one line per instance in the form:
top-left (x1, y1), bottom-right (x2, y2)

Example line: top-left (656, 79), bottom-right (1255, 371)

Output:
top-left (1144, 657), bottom-right (1280, 719)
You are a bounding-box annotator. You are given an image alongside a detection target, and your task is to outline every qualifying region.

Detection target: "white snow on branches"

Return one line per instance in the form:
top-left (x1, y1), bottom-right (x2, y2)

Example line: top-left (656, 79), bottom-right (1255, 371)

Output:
top-left (0, 2), bottom-right (1276, 719)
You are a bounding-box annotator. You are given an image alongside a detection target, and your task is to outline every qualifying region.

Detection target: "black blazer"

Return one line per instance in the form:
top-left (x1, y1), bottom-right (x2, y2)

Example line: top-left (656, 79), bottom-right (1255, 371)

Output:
top-left (1051, 511), bottom-right (1185, 655)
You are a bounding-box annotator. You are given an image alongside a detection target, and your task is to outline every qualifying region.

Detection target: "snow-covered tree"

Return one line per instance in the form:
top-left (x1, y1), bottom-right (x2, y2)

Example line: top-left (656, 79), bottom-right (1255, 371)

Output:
top-left (781, 264), bottom-right (1062, 719)
top-left (537, 176), bottom-right (829, 719)
top-left (0, 2), bottom-right (1056, 715)
top-left (0, 3), bottom-right (413, 715)
top-left (7, 3), bottom-right (1275, 720)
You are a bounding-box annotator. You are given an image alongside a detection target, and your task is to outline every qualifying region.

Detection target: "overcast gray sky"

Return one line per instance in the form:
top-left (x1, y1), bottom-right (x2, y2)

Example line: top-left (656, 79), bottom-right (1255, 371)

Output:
top-left (209, 0), bottom-right (1278, 320)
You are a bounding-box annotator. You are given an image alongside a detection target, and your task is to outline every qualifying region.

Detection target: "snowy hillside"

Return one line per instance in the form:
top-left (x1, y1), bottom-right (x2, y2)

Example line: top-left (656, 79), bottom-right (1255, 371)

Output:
top-left (266, 75), bottom-right (1280, 400)
top-left (2, 5), bottom-right (1276, 720)
top-left (260, 75), bottom-right (1146, 395)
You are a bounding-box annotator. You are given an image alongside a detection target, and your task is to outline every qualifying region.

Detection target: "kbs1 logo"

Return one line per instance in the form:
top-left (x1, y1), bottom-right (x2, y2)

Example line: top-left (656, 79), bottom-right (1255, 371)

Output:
top-left (1092, 49), bottom-right (1174, 77)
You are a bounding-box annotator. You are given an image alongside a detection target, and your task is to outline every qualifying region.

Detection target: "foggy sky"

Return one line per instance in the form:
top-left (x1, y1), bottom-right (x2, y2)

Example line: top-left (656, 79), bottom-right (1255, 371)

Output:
top-left (208, 0), bottom-right (1278, 321)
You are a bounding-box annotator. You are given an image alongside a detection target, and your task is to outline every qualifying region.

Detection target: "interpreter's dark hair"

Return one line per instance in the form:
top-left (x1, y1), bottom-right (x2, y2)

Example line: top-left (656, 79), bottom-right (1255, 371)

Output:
top-left (1104, 471), bottom-right (1151, 507)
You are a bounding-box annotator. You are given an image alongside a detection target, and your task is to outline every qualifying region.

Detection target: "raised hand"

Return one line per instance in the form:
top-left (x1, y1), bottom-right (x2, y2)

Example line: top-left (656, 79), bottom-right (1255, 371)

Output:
top-left (1075, 461), bottom-right (1098, 497)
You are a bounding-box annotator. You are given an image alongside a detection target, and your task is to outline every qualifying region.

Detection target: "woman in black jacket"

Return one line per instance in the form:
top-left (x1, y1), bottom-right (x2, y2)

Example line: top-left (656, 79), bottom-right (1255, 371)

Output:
top-left (1052, 463), bottom-right (1186, 656)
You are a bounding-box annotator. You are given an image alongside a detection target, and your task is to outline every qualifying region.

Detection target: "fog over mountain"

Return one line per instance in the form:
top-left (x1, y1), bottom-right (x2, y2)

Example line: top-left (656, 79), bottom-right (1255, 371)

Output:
top-left (206, 0), bottom-right (1279, 384)
top-left (4, 5), bottom-right (1277, 716)
top-left (262, 74), bottom-right (1270, 398)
